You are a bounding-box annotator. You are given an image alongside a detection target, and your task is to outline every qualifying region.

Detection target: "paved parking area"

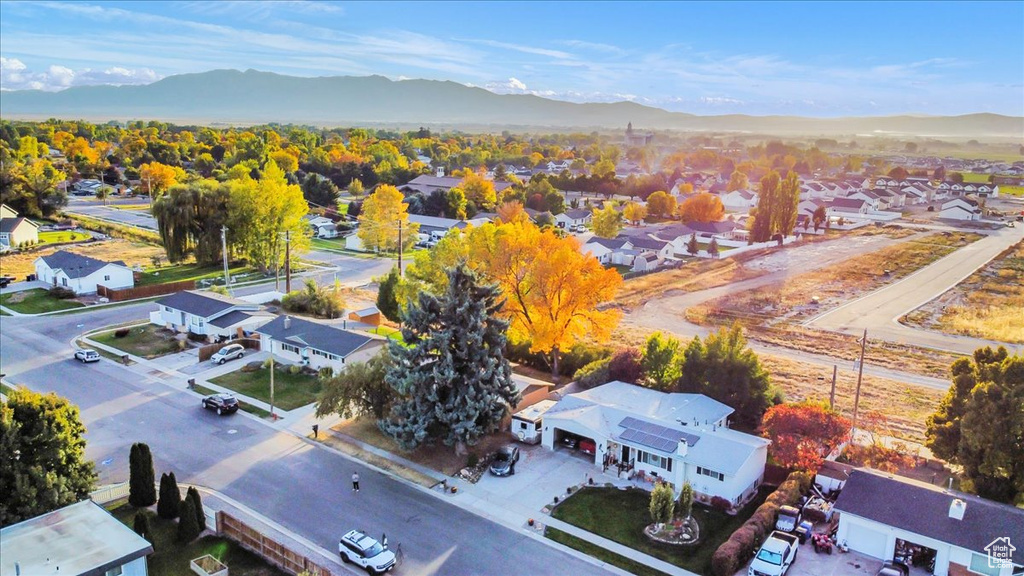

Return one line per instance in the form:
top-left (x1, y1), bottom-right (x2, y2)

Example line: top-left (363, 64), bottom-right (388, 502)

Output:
top-left (474, 443), bottom-right (608, 512)
top-left (737, 549), bottom-right (882, 576)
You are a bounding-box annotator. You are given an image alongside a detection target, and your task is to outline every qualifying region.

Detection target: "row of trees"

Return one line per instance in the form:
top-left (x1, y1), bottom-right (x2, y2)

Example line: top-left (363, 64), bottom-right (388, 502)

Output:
top-left (129, 442), bottom-right (206, 544)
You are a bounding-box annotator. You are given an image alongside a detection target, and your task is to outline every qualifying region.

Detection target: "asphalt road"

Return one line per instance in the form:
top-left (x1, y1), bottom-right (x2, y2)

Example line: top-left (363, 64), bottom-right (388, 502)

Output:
top-left (64, 199), bottom-right (159, 231)
top-left (806, 225), bottom-right (1024, 355)
top-left (0, 306), bottom-right (614, 576)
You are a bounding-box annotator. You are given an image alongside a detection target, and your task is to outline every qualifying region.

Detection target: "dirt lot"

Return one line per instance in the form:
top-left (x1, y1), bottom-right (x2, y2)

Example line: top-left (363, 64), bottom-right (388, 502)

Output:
top-left (0, 239), bottom-right (164, 280)
top-left (904, 239), bottom-right (1024, 344)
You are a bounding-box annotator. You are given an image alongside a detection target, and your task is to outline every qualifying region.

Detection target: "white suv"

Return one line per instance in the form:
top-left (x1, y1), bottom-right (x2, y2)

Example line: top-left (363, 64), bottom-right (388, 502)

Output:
top-left (339, 529), bottom-right (396, 574)
top-left (210, 343), bottom-right (245, 365)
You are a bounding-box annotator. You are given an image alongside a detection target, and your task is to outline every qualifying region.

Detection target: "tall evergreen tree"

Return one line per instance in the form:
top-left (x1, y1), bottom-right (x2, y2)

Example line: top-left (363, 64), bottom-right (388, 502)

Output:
top-left (376, 266), bottom-right (402, 323)
top-left (157, 472), bottom-right (181, 519)
top-left (186, 486), bottom-right (206, 532)
top-left (129, 442), bottom-right (156, 507)
top-left (751, 171), bottom-right (781, 242)
top-left (133, 511), bottom-right (154, 545)
top-left (380, 265), bottom-right (520, 452)
top-left (176, 497), bottom-right (200, 543)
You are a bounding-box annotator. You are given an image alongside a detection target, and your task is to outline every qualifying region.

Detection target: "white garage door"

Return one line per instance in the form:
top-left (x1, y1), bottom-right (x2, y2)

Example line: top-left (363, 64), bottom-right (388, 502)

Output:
top-left (846, 524), bottom-right (888, 558)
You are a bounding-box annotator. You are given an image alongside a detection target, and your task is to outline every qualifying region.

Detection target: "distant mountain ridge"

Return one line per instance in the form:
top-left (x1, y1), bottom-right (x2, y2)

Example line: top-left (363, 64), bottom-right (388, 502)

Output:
top-left (1, 69), bottom-right (1020, 138)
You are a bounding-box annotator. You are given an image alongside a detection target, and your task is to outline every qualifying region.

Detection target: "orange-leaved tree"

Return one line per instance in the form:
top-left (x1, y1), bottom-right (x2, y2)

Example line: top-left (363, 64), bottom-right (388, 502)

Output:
top-left (677, 192), bottom-right (725, 223)
top-left (759, 400), bottom-right (851, 472)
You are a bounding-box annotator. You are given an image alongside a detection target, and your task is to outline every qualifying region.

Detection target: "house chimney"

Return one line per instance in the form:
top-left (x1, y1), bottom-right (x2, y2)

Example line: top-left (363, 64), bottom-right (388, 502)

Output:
top-left (949, 498), bottom-right (966, 521)
top-left (436, 167), bottom-right (445, 178)
top-left (676, 439), bottom-right (688, 457)
top-left (284, 316), bottom-right (291, 330)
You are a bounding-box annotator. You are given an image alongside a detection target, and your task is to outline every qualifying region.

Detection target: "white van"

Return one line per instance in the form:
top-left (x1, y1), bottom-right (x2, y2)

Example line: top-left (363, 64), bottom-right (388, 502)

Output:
top-left (510, 400), bottom-right (556, 444)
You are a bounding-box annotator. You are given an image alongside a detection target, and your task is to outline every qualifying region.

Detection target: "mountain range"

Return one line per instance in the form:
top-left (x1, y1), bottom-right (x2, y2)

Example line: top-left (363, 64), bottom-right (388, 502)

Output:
top-left (2, 69), bottom-right (1020, 139)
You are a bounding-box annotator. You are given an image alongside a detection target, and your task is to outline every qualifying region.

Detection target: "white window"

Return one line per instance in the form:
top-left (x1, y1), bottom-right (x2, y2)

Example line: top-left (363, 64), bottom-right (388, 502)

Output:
top-left (968, 553), bottom-right (1001, 576)
top-left (697, 466), bottom-right (724, 481)
top-left (104, 275), bottom-right (110, 281)
top-left (636, 449), bottom-right (673, 472)
top-left (280, 343), bottom-right (300, 354)
top-left (105, 566), bottom-right (123, 576)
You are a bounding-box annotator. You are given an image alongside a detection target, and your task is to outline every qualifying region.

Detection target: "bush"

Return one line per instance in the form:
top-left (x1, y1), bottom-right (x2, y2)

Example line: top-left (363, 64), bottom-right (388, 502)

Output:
top-left (505, 340), bottom-right (612, 377)
top-left (187, 331), bottom-right (207, 343)
top-left (128, 443), bottom-right (156, 507)
top-left (573, 357), bottom-right (611, 389)
top-left (608, 347), bottom-right (643, 383)
top-left (467, 453), bottom-right (479, 468)
top-left (732, 524), bottom-right (760, 560)
top-left (281, 279), bottom-right (345, 319)
top-left (176, 497), bottom-right (200, 543)
top-left (157, 472), bottom-right (181, 519)
top-left (186, 486), bottom-right (205, 532)
top-left (114, 328), bottom-right (131, 338)
top-left (288, 364), bottom-right (302, 375)
top-left (49, 286), bottom-right (76, 299)
top-left (710, 495), bottom-right (731, 511)
top-left (711, 540), bottom-right (742, 576)
top-left (133, 512), bottom-right (153, 545)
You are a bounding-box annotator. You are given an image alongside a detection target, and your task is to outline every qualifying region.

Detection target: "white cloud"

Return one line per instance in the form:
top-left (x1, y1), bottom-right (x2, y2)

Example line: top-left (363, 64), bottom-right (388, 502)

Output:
top-left (0, 58), bottom-right (161, 91)
top-left (486, 77), bottom-right (529, 93)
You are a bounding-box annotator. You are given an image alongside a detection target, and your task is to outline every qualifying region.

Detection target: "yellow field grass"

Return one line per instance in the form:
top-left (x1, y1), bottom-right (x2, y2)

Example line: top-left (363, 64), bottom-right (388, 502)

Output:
top-left (938, 241), bottom-right (1024, 343)
top-left (0, 240), bottom-right (165, 280)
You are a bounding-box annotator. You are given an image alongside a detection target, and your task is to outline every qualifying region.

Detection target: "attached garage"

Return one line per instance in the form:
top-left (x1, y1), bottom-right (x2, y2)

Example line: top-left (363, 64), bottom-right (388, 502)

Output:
top-left (840, 516), bottom-right (890, 559)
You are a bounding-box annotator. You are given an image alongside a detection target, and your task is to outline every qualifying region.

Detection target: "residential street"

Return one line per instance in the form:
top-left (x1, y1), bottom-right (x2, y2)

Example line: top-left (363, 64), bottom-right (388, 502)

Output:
top-left (0, 307), bottom-right (616, 576)
top-left (806, 224), bottom-right (1024, 355)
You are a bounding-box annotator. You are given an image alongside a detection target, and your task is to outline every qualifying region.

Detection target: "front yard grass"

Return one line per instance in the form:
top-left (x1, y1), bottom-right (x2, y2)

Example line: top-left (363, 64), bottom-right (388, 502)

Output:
top-left (137, 262), bottom-right (252, 287)
top-left (91, 324), bottom-right (182, 358)
top-left (546, 527), bottom-right (670, 576)
top-left (0, 289), bottom-right (84, 314)
top-left (38, 230), bottom-right (90, 244)
top-left (108, 501), bottom-right (286, 576)
top-left (368, 325), bottom-right (405, 343)
top-left (551, 485), bottom-right (771, 575)
top-left (209, 365), bottom-right (321, 411)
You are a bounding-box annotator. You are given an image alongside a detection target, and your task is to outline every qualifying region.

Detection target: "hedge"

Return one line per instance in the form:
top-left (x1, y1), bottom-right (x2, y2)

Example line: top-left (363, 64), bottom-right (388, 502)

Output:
top-left (506, 340), bottom-right (612, 377)
top-left (573, 357), bottom-right (611, 389)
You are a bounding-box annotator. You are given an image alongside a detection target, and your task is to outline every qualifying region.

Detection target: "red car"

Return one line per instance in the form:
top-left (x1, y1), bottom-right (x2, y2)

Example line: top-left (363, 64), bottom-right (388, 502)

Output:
top-left (579, 439), bottom-right (597, 455)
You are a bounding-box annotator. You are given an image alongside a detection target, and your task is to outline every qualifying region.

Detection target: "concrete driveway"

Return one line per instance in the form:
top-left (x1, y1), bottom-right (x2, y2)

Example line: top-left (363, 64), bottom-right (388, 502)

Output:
top-left (474, 443), bottom-right (603, 512)
top-left (737, 548), bottom-right (883, 576)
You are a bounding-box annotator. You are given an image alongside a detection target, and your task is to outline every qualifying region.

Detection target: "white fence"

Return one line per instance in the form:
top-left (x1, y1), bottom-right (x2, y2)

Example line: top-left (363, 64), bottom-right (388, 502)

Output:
top-left (90, 482), bottom-right (130, 504)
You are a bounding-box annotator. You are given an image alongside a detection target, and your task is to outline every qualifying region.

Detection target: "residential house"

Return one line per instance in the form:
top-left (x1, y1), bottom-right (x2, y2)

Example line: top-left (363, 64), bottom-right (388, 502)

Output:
top-left (901, 185), bottom-right (930, 205)
top-left (834, 469), bottom-right (1024, 576)
top-left (939, 198), bottom-right (982, 221)
top-left (847, 189), bottom-right (883, 211)
top-left (582, 237), bottom-right (639, 266)
top-left (718, 189), bottom-right (758, 212)
top-left (256, 315), bottom-right (384, 373)
top-left (632, 252), bottom-right (662, 272)
top-left (974, 184), bottom-right (999, 198)
top-left (0, 500), bottom-right (154, 576)
top-left (399, 174), bottom-right (513, 196)
top-left (0, 215), bottom-right (39, 249)
top-left (540, 381), bottom-right (769, 505)
top-left (829, 197), bottom-right (869, 215)
top-left (151, 290), bottom-right (269, 339)
top-left (34, 250), bottom-right (134, 295)
top-left (306, 215), bottom-right (339, 239)
top-left (0, 204), bottom-right (17, 219)
top-left (872, 188), bottom-right (905, 209)
top-left (685, 220), bottom-right (740, 240)
top-left (554, 209), bottom-right (592, 230)
top-left (621, 234), bottom-right (674, 261)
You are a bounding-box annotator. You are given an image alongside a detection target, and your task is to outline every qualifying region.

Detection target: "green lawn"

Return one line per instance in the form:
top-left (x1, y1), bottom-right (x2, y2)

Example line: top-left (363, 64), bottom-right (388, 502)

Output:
top-left (210, 366), bottom-right (321, 411)
top-left (137, 262), bottom-right (252, 287)
top-left (38, 230), bottom-right (90, 244)
top-left (108, 502), bottom-right (286, 576)
top-left (551, 486), bottom-right (770, 575)
top-left (91, 324), bottom-right (182, 358)
top-left (961, 173), bottom-right (991, 183)
top-left (368, 325), bottom-right (405, 343)
top-left (0, 289), bottom-right (84, 314)
top-left (1000, 185), bottom-right (1024, 197)
top-left (546, 527), bottom-right (670, 576)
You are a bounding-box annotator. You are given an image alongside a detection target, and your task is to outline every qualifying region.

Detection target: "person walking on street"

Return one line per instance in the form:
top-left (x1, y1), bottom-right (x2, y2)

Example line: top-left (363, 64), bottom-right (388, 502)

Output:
top-left (352, 472), bottom-right (360, 492)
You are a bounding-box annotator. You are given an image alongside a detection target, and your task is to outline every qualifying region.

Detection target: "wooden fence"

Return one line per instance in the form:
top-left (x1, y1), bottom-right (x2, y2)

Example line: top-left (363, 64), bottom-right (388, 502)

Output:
top-left (97, 279), bottom-right (196, 302)
top-left (197, 338), bottom-right (261, 362)
top-left (217, 511), bottom-right (333, 576)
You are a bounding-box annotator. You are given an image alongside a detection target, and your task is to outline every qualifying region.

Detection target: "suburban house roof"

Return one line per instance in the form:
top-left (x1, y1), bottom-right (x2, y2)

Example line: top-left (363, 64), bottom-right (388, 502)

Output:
top-left (830, 197), bottom-right (867, 210)
top-left (402, 175), bottom-right (513, 193)
top-left (686, 220), bottom-right (738, 235)
top-left (155, 290), bottom-right (257, 319)
top-left (638, 252), bottom-right (660, 263)
top-left (544, 381), bottom-right (767, 476)
top-left (37, 250), bottom-right (128, 279)
top-left (561, 209), bottom-right (592, 220)
top-left (835, 469), bottom-right (1024, 556)
top-left (627, 236), bottom-right (670, 251)
top-left (0, 500), bottom-right (153, 576)
top-left (943, 197), bottom-right (980, 208)
top-left (585, 237), bottom-right (630, 250)
top-left (0, 204), bottom-right (18, 218)
top-left (0, 217), bottom-right (38, 233)
top-left (257, 315), bottom-right (377, 359)
top-left (207, 310), bottom-right (270, 329)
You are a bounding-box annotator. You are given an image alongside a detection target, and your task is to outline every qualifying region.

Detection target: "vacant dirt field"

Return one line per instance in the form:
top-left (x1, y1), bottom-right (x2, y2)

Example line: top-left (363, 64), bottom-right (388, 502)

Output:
top-left (0, 240), bottom-right (164, 280)
top-left (617, 257), bottom-right (768, 307)
top-left (904, 240), bottom-right (1024, 344)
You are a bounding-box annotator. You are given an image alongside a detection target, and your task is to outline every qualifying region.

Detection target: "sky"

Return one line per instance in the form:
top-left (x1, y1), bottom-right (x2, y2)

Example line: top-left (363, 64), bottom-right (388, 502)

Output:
top-left (1, 1), bottom-right (1022, 117)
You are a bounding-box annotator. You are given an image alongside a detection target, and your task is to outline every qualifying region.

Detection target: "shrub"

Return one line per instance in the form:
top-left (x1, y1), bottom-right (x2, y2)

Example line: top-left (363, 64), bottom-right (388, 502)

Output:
top-left (186, 486), bottom-right (205, 532)
top-left (176, 497), bottom-right (200, 543)
top-left (318, 366), bottom-right (334, 379)
top-left (573, 357), bottom-right (611, 389)
top-left (506, 340), bottom-right (612, 377)
top-left (114, 328), bottom-right (131, 338)
top-left (262, 358), bottom-right (274, 369)
top-left (49, 286), bottom-right (76, 299)
top-left (281, 279), bottom-right (345, 319)
top-left (608, 347), bottom-right (643, 383)
top-left (128, 443), bottom-right (156, 507)
top-left (710, 495), bottom-right (731, 511)
top-left (790, 470), bottom-right (813, 493)
top-left (288, 364), bottom-right (302, 375)
top-left (732, 524), bottom-right (760, 559)
top-left (187, 331), bottom-right (207, 343)
top-left (157, 472), bottom-right (181, 519)
top-left (133, 512), bottom-right (153, 545)
top-left (467, 453), bottom-right (479, 468)
top-left (649, 483), bottom-right (675, 525)
top-left (711, 540), bottom-right (742, 576)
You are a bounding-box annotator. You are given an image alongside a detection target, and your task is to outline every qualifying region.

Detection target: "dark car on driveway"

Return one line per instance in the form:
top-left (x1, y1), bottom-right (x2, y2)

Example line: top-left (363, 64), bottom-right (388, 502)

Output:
top-left (489, 444), bottom-right (520, 476)
top-left (0, 276), bottom-right (16, 288)
top-left (202, 393), bottom-right (239, 415)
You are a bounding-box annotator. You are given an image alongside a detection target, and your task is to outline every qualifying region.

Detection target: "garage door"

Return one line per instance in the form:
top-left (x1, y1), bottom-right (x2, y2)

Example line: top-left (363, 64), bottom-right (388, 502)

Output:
top-left (846, 524), bottom-right (888, 558)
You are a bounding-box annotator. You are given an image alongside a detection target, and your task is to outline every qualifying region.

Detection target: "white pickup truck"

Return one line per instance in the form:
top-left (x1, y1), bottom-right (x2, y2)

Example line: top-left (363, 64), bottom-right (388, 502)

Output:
top-left (748, 531), bottom-right (799, 576)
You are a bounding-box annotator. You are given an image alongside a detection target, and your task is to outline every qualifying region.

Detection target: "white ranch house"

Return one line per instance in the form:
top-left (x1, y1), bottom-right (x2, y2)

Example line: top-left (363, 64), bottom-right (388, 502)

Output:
top-left (554, 209), bottom-right (592, 230)
top-left (540, 381), bottom-right (768, 505)
top-left (151, 290), bottom-right (271, 339)
top-left (256, 315), bottom-right (384, 373)
top-left (34, 250), bottom-right (134, 295)
top-left (939, 198), bottom-right (982, 221)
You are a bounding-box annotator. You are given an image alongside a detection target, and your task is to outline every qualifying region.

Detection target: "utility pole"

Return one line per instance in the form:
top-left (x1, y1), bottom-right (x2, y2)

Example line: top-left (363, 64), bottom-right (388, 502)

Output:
top-left (284, 230), bottom-right (291, 293)
top-left (852, 329), bottom-right (867, 437)
top-left (397, 219), bottom-right (403, 275)
top-left (269, 345), bottom-right (276, 420)
top-left (829, 364), bottom-right (838, 411)
top-left (220, 226), bottom-right (230, 294)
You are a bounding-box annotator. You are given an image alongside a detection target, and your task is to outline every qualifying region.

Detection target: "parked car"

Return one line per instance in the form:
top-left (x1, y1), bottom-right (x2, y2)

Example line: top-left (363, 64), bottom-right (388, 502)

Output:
top-left (561, 434), bottom-right (580, 450)
top-left (489, 445), bottom-right (520, 476)
top-left (0, 275), bottom-right (16, 288)
top-left (202, 393), bottom-right (239, 415)
top-left (339, 529), bottom-right (396, 574)
top-left (210, 343), bottom-right (245, 365)
top-left (877, 561), bottom-right (909, 576)
top-left (571, 224), bottom-right (587, 233)
top-left (579, 439), bottom-right (597, 455)
top-left (74, 349), bottom-right (100, 363)
top-left (748, 531), bottom-right (799, 576)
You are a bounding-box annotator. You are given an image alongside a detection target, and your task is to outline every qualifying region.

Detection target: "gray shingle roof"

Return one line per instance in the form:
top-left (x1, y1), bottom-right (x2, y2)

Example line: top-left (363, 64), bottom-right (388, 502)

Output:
top-left (834, 469), bottom-right (1024, 556)
top-left (155, 290), bottom-right (254, 318)
top-left (38, 250), bottom-right (127, 279)
top-left (208, 310), bottom-right (255, 328)
top-left (257, 315), bottom-right (376, 358)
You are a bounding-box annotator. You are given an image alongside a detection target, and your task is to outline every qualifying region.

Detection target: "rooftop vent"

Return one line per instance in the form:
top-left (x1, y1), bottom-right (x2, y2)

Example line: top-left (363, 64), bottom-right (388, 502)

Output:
top-left (949, 498), bottom-right (966, 521)
top-left (284, 316), bottom-right (291, 329)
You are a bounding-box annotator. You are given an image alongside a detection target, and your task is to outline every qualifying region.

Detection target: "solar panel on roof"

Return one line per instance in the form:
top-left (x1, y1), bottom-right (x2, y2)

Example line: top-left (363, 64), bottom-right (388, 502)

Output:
top-left (619, 416), bottom-right (701, 448)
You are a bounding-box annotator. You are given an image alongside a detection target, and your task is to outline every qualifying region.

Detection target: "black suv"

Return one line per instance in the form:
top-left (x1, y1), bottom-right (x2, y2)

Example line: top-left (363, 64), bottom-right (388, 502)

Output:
top-left (202, 393), bottom-right (239, 415)
top-left (489, 445), bottom-right (520, 476)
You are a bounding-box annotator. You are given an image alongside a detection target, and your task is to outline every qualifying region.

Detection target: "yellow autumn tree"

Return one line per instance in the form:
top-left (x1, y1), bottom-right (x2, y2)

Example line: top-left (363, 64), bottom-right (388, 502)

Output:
top-left (496, 201), bottom-right (530, 224)
top-left (357, 184), bottom-right (419, 253)
top-left (591, 203), bottom-right (623, 238)
top-left (623, 201), bottom-right (647, 225)
top-left (456, 171), bottom-right (497, 210)
top-left (227, 161), bottom-right (309, 273)
top-left (139, 162), bottom-right (182, 198)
